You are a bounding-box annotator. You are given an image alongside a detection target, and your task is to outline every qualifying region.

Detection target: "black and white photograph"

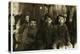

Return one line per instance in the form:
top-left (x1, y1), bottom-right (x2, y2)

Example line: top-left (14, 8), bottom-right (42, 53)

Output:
top-left (8, 2), bottom-right (77, 52)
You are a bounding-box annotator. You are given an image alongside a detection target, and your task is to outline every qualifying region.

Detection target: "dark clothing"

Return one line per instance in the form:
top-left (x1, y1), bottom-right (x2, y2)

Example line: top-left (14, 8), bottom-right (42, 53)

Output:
top-left (22, 25), bottom-right (38, 50)
top-left (54, 24), bottom-right (70, 48)
top-left (16, 22), bottom-right (29, 51)
top-left (44, 23), bottom-right (54, 49)
top-left (36, 22), bottom-right (56, 49)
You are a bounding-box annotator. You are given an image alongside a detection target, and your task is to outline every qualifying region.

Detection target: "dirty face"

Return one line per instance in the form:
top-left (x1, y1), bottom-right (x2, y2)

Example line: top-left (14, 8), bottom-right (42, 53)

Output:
top-left (25, 16), bottom-right (29, 22)
top-left (46, 17), bottom-right (52, 24)
top-left (30, 20), bottom-right (37, 28)
top-left (69, 18), bottom-right (73, 22)
top-left (59, 16), bottom-right (65, 24)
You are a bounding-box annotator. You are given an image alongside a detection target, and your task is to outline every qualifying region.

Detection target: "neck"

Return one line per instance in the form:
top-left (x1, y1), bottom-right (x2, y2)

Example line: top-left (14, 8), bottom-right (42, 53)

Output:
top-left (60, 23), bottom-right (64, 26)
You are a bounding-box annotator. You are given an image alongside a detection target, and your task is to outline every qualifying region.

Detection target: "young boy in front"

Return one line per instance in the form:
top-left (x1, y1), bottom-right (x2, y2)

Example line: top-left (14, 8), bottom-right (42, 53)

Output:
top-left (53, 15), bottom-right (72, 49)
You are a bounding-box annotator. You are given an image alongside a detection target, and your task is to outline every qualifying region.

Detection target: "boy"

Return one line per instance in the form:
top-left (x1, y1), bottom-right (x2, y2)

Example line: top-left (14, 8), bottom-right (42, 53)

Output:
top-left (22, 19), bottom-right (38, 50)
top-left (53, 15), bottom-right (71, 49)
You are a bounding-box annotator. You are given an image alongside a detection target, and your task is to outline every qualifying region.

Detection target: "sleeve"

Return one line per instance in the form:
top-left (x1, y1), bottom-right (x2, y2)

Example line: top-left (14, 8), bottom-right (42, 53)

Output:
top-left (22, 27), bottom-right (28, 44)
top-left (65, 24), bottom-right (70, 42)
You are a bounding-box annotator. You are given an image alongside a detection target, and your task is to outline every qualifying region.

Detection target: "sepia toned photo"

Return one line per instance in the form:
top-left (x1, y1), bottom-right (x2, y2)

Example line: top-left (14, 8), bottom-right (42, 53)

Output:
top-left (8, 2), bottom-right (77, 51)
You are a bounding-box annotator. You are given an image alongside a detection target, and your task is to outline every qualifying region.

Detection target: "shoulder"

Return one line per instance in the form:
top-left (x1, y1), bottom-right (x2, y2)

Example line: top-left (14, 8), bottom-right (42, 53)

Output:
top-left (64, 24), bottom-right (68, 29)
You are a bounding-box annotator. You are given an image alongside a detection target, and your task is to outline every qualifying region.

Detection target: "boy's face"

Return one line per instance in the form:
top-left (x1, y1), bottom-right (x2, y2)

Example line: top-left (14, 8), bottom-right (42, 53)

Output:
top-left (30, 21), bottom-right (36, 28)
top-left (69, 18), bottom-right (73, 22)
top-left (59, 16), bottom-right (65, 24)
top-left (25, 16), bottom-right (29, 22)
top-left (46, 17), bottom-right (52, 23)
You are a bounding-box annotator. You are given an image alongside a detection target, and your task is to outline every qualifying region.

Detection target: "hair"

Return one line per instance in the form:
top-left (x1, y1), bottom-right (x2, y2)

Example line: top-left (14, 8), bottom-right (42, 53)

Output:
top-left (30, 18), bottom-right (36, 22)
top-left (55, 15), bottom-right (64, 24)
top-left (44, 14), bottom-right (52, 21)
top-left (19, 15), bottom-right (27, 25)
